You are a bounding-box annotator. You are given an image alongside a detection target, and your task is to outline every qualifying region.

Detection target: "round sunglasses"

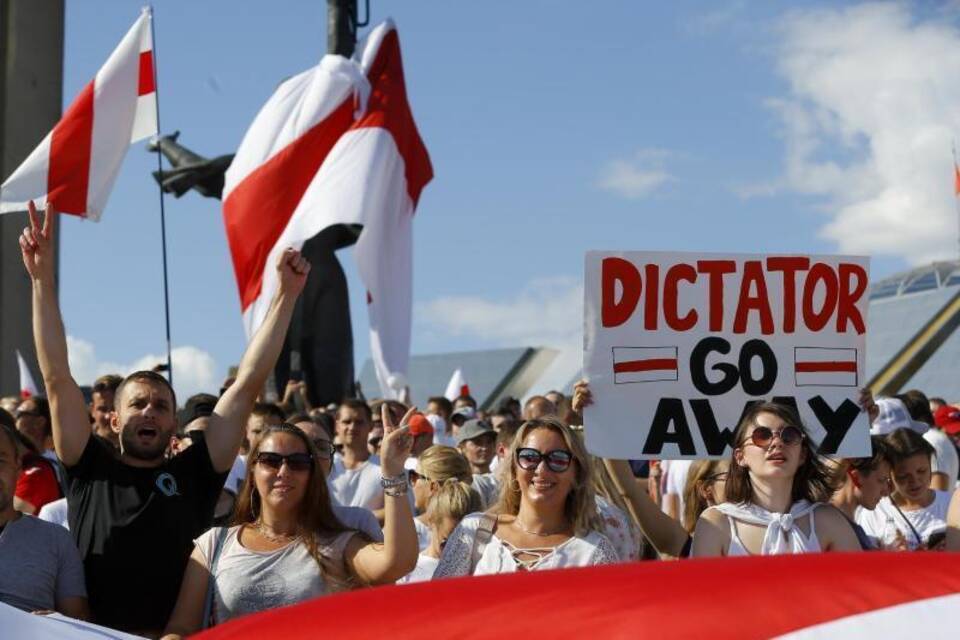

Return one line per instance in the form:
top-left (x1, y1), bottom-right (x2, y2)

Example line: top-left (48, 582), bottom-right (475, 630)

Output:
top-left (745, 425), bottom-right (804, 448)
top-left (255, 451), bottom-right (314, 472)
top-left (516, 447), bottom-right (574, 472)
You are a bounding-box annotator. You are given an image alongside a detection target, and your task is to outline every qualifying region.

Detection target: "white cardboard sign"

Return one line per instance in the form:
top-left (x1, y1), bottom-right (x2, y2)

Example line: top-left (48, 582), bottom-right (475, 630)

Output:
top-left (583, 250), bottom-right (871, 459)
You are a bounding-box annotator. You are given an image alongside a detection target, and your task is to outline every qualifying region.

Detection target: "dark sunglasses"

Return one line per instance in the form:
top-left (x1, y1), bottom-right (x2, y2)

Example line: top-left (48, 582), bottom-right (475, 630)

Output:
top-left (255, 451), bottom-right (314, 472)
top-left (516, 448), bottom-right (574, 472)
top-left (746, 425), bottom-right (804, 448)
top-left (311, 440), bottom-right (335, 459)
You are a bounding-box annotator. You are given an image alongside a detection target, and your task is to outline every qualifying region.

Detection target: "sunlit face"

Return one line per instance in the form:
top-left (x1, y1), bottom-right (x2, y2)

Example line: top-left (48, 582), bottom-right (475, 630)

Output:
top-left (854, 460), bottom-right (892, 510)
top-left (460, 432), bottom-right (496, 470)
top-left (336, 407), bottom-right (371, 449)
top-left (16, 399), bottom-right (48, 452)
top-left (892, 453), bottom-right (931, 503)
top-left (427, 401), bottom-right (450, 423)
top-left (90, 390), bottom-right (117, 444)
top-left (294, 420), bottom-right (333, 477)
top-left (515, 427), bottom-right (577, 509)
top-left (735, 411), bottom-right (805, 480)
top-left (704, 460), bottom-right (729, 505)
top-left (412, 470), bottom-right (434, 513)
top-left (254, 432), bottom-right (312, 513)
top-left (113, 381), bottom-right (176, 462)
top-left (246, 413), bottom-right (282, 454)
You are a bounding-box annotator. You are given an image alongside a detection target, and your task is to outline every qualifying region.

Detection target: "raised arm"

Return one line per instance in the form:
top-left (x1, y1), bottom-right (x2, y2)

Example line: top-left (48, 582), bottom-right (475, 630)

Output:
top-left (345, 405), bottom-right (418, 584)
top-left (204, 249), bottom-right (309, 473)
top-left (20, 202), bottom-right (89, 466)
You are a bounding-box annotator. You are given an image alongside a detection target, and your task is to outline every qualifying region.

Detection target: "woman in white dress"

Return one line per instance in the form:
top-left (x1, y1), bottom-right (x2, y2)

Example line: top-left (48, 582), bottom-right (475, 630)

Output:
top-left (857, 428), bottom-right (953, 550)
top-left (692, 402), bottom-right (861, 557)
top-left (433, 417), bottom-right (618, 577)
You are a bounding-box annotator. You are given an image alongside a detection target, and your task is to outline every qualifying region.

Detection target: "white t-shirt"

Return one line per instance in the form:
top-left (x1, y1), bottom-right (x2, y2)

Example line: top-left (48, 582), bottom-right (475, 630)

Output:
top-left (333, 505), bottom-right (383, 543)
top-left (660, 459), bottom-right (692, 518)
top-left (328, 454), bottom-right (385, 511)
top-left (414, 517), bottom-right (431, 552)
top-left (433, 513), bottom-right (619, 577)
top-left (397, 554), bottom-right (439, 585)
top-left (472, 473), bottom-right (500, 509)
top-left (37, 496), bottom-right (69, 530)
top-left (596, 496), bottom-right (640, 561)
top-left (924, 429), bottom-right (959, 489)
top-left (856, 490), bottom-right (952, 550)
top-left (224, 455), bottom-right (247, 495)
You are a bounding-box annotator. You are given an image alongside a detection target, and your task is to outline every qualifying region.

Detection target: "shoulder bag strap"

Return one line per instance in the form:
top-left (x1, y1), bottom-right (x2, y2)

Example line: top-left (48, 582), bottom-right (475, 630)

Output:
top-left (469, 513), bottom-right (497, 574)
top-left (202, 526), bottom-right (230, 629)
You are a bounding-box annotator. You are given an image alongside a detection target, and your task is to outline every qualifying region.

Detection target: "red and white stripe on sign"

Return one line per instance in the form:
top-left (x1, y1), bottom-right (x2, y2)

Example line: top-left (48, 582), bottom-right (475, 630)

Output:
top-left (612, 346), bottom-right (678, 384)
top-left (794, 347), bottom-right (857, 387)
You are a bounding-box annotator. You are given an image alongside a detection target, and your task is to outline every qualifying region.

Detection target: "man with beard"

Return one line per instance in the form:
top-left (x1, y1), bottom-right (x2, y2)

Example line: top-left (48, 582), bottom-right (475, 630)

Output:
top-left (19, 202), bottom-right (309, 634)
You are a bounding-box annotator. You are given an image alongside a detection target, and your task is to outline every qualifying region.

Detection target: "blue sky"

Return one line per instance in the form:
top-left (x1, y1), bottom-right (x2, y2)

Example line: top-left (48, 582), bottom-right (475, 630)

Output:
top-left (51, 1), bottom-right (960, 400)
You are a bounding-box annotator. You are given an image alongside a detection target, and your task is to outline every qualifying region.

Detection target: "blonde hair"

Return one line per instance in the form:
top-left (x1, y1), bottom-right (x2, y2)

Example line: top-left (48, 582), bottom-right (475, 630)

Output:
top-left (426, 477), bottom-right (483, 525)
top-left (417, 445), bottom-right (473, 483)
top-left (495, 417), bottom-right (602, 536)
top-left (681, 459), bottom-right (727, 534)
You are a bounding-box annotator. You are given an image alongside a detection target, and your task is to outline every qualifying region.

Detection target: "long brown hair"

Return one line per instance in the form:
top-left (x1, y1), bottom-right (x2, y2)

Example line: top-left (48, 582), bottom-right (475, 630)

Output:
top-left (725, 402), bottom-right (834, 505)
top-left (495, 417), bottom-right (602, 536)
top-left (233, 423), bottom-right (351, 583)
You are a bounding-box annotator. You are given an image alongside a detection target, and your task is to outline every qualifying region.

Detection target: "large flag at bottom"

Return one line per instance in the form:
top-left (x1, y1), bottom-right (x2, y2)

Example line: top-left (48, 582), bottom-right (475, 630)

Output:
top-left (192, 552), bottom-right (960, 640)
top-left (0, 9), bottom-right (157, 220)
top-left (223, 19), bottom-right (432, 399)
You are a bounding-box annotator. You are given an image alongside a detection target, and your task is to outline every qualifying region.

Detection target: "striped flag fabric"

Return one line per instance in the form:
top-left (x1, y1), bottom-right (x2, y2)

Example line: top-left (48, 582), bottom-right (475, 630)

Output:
top-left (612, 346), bottom-right (678, 384)
top-left (192, 552), bottom-right (960, 640)
top-left (16, 351), bottom-right (39, 399)
top-left (0, 9), bottom-right (157, 220)
top-left (444, 368), bottom-right (470, 401)
top-left (222, 19), bottom-right (432, 400)
top-left (794, 346), bottom-right (858, 387)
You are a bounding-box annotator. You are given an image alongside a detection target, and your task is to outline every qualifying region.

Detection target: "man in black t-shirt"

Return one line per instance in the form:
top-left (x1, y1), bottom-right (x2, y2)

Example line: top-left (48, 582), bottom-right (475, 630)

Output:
top-left (20, 201), bottom-right (311, 634)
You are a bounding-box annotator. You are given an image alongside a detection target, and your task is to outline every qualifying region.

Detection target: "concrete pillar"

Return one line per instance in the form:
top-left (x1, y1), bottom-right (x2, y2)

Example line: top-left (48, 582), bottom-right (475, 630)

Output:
top-left (0, 0), bottom-right (64, 396)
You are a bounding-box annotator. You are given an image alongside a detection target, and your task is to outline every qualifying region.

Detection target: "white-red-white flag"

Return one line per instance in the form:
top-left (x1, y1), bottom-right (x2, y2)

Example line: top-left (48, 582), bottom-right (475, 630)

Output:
top-left (223, 19), bottom-right (432, 399)
top-left (16, 351), bottom-right (39, 399)
top-left (0, 9), bottom-right (157, 220)
top-left (444, 368), bottom-right (469, 401)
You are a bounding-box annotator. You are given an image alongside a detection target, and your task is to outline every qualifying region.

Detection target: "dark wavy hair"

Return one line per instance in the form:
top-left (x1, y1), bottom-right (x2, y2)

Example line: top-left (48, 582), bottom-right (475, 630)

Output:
top-left (233, 423), bottom-right (353, 585)
top-left (725, 402), bottom-right (834, 504)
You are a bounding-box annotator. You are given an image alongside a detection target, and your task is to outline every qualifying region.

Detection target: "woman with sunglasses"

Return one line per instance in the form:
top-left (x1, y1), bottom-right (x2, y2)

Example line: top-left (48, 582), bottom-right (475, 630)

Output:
top-left (691, 402), bottom-right (861, 557)
top-left (856, 428), bottom-right (952, 551)
top-left (162, 407), bottom-right (418, 637)
top-left (433, 417), bottom-right (618, 577)
top-left (411, 445), bottom-right (478, 551)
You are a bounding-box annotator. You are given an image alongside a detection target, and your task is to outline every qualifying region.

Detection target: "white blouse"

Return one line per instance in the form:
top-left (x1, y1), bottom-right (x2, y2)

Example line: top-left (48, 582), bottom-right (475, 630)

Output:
top-left (432, 513), bottom-right (619, 578)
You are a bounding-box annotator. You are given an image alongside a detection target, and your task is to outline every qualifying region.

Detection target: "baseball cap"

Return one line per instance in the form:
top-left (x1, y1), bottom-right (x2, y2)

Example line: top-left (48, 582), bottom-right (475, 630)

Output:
top-left (934, 404), bottom-right (960, 436)
top-left (456, 418), bottom-right (495, 445)
top-left (408, 413), bottom-right (434, 437)
top-left (451, 406), bottom-right (476, 425)
top-left (871, 397), bottom-right (929, 436)
top-left (178, 393), bottom-right (217, 430)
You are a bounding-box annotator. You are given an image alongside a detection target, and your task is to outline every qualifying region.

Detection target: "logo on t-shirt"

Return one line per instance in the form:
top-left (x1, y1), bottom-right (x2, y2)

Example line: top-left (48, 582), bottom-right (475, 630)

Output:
top-left (155, 472), bottom-right (180, 497)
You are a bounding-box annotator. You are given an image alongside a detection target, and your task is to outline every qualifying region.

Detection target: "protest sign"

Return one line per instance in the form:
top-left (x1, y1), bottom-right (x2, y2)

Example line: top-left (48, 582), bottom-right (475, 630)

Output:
top-left (583, 251), bottom-right (871, 459)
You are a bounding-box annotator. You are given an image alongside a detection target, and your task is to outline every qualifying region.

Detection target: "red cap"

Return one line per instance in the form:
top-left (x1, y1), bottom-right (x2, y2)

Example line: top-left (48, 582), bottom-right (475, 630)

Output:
top-left (408, 413), bottom-right (434, 436)
top-left (934, 405), bottom-right (960, 435)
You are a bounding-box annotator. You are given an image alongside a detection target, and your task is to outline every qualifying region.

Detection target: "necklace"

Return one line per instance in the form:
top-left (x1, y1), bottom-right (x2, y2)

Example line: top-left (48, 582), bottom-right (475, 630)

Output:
top-left (512, 518), bottom-right (568, 537)
top-left (255, 521), bottom-right (298, 544)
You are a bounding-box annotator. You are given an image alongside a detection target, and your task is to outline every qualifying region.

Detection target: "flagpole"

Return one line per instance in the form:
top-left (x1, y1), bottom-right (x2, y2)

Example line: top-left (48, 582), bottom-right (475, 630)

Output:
top-left (148, 6), bottom-right (174, 387)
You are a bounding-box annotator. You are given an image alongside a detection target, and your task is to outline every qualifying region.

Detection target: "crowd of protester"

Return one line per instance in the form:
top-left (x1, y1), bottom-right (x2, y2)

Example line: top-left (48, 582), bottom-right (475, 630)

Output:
top-left (3, 205), bottom-right (960, 636)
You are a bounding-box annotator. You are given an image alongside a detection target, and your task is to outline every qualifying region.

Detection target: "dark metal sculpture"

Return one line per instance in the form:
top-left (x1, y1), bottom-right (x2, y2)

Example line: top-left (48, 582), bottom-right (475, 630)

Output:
top-left (148, 131), bottom-right (233, 199)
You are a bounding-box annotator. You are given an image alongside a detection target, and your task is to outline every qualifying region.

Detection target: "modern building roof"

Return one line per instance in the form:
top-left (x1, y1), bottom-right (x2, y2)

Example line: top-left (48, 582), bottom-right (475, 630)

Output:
top-left (867, 260), bottom-right (960, 400)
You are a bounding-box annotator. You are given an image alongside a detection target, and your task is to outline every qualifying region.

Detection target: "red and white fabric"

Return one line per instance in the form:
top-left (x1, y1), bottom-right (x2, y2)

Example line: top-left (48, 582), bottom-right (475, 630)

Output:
top-left (0, 9), bottom-right (156, 220)
top-left (16, 350), bottom-right (39, 399)
top-left (193, 552), bottom-right (960, 640)
top-left (222, 19), bottom-right (432, 399)
top-left (443, 368), bottom-right (469, 401)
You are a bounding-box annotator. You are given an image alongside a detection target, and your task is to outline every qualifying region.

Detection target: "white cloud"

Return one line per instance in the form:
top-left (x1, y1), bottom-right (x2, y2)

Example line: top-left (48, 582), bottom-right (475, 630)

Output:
top-left (597, 148), bottom-right (675, 199)
top-left (67, 335), bottom-right (220, 403)
top-left (767, 3), bottom-right (960, 264)
top-left (420, 277), bottom-right (583, 395)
